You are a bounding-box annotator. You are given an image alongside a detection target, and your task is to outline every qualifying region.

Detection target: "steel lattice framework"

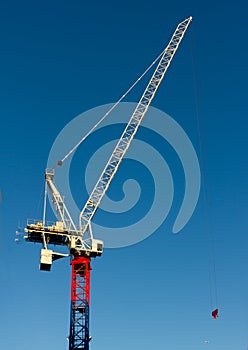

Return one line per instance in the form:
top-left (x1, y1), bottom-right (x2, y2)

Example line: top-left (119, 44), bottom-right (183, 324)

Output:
top-left (23, 16), bottom-right (192, 350)
top-left (69, 257), bottom-right (91, 350)
top-left (79, 16), bottom-right (192, 235)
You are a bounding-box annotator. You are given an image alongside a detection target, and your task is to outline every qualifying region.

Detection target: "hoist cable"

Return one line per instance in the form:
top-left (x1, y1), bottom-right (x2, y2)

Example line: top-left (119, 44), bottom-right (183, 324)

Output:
top-left (189, 27), bottom-right (219, 309)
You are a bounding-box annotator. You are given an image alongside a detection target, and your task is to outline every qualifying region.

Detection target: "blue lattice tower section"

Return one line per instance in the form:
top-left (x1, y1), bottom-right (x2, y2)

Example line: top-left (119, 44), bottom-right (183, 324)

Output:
top-left (69, 256), bottom-right (91, 350)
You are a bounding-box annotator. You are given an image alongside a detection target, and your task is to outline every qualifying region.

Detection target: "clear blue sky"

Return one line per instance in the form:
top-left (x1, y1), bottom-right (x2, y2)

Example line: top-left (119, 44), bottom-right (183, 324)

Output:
top-left (0, 1), bottom-right (247, 349)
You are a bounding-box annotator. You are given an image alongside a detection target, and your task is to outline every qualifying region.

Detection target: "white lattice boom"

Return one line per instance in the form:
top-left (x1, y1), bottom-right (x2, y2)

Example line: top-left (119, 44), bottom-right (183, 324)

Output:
top-left (79, 16), bottom-right (192, 235)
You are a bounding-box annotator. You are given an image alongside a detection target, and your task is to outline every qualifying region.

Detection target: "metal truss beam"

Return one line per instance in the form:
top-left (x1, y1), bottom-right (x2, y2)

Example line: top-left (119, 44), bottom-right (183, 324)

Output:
top-left (69, 256), bottom-right (91, 350)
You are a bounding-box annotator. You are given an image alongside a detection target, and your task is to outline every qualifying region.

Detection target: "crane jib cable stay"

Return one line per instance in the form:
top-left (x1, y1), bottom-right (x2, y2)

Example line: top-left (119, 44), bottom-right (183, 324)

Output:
top-left (56, 50), bottom-right (165, 168)
top-left (23, 17), bottom-right (192, 350)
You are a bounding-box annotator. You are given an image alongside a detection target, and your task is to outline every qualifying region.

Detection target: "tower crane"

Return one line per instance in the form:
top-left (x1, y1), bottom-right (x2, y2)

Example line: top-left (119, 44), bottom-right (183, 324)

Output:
top-left (23, 17), bottom-right (192, 350)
